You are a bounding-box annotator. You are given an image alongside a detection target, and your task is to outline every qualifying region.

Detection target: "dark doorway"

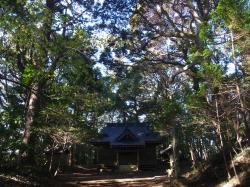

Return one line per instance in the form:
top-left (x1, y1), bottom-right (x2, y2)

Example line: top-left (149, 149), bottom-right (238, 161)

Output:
top-left (119, 152), bottom-right (137, 165)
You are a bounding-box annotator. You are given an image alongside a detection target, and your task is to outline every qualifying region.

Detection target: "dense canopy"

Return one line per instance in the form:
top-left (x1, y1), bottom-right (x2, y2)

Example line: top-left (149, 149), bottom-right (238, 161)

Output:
top-left (0, 0), bottom-right (250, 186)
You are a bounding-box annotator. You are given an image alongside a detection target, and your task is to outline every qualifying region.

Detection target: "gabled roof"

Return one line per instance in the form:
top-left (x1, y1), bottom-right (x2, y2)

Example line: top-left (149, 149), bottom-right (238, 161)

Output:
top-left (116, 128), bottom-right (138, 142)
top-left (91, 123), bottom-right (162, 147)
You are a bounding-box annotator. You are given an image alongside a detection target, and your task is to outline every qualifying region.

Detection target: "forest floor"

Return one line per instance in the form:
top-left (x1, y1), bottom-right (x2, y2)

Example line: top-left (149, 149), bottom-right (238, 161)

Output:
top-left (180, 147), bottom-right (250, 187)
top-left (49, 167), bottom-right (170, 187)
top-left (0, 166), bottom-right (171, 187)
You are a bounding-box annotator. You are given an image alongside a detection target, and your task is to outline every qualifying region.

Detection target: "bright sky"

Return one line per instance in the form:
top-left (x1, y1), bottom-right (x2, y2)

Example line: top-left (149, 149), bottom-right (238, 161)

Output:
top-left (94, 0), bottom-right (105, 6)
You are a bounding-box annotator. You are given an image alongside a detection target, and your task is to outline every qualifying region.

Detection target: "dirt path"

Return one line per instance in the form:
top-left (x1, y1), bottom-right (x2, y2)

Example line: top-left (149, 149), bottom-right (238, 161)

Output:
top-left (50, 167), bottom-right (170, 187)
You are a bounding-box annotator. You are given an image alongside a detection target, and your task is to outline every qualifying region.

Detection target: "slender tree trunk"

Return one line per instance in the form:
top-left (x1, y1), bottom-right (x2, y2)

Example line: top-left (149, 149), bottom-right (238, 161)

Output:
top-left (231, 31), bottom-right (250, 144)
top-left (199, 138), bottom-right (203, 160)
top-left (54, 143), bottom-right (66, 177)
top-left (230, 151), bottom-right (240, 183)
top-left (171, 124), bottom-right (179, 179)
top-left (233, 116), bottom-right (243, 150)
top-left (236, 84), bottom-right (250, 143)
top-left (49, 141), bottom-right (55, 173)
top-left (214, 96), bottom-right (231, 179)
top-left (212, 119), bottom-right (231, 179)
top-left (243, 112), bottom-right (250, 145)
top-left (54, 155), bottom-right (61, 177)
top-left (203, 139), bottom-right (209, 161)
top-left (189, 142), bottom-right (197, 167)
top-left (242, 38), bottom-right (250, 83)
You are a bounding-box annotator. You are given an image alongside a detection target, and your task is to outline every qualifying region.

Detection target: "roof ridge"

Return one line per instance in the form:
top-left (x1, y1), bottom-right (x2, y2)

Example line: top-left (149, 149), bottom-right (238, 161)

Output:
top-left (116, 128), bottom-right (138, 142)
top-left (106, 122), bottom-right (149, 126)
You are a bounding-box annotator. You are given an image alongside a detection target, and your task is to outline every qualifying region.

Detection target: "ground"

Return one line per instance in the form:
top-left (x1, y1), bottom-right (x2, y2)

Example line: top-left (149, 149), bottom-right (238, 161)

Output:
top-left (0, 166), bottom-right (170, 187)
top-left (50, 167), bottom-right (170, 187)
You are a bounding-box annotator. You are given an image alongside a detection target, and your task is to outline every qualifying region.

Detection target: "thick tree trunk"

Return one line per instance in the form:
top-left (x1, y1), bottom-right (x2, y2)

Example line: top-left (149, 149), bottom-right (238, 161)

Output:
top-left (22, 83), bottom-right (39, 146)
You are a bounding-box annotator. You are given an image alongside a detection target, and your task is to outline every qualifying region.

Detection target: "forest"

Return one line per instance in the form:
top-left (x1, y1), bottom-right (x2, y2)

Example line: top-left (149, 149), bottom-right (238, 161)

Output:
top-left (0, 0), bottom-right (250, 186)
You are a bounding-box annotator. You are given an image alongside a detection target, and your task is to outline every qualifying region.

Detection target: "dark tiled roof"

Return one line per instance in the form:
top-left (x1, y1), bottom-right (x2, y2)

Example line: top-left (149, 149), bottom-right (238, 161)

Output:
top-left (91, 123), bottom-right (161, 147)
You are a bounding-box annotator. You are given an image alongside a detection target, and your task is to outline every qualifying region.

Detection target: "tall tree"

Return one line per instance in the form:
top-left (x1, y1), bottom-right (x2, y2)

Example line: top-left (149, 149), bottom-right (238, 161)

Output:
top-left (0, 0), bottom-right (98, 157)
top-left (213, 0), bottom-right (250, 143)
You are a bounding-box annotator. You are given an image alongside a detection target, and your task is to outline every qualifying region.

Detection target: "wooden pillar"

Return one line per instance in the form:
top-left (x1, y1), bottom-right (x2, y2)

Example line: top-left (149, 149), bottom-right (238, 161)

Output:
top-left (68, 147), bottom-right (72, 166)
top-left (68, 144), bottom-right (76, 166)
top-left (96, 149), bottom-right (99, 163)
top-left (137, 150), bottom-right (139, 171)
top-left (116, 151), bottom-right (119, 166)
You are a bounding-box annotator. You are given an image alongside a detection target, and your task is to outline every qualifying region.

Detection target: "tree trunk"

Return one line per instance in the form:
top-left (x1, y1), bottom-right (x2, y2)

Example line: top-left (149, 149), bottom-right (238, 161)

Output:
top-left (49, 141), bottom-right (55, 173)
top-left (202, 139), bottom-right (209, 161)
top-left (233, 116), bottom-right (243, 150)
top-left (189, 143), bottom-right (197, 167)
top-left (171, 124), bottom-right (179, 179)
top-left (214, 96), bottom-right (231, 179)
top-left (199, 138), bottom-right (203, 160)
top-left (22, 83), bottom-right (39, 147)
top-left (231, 31), bottom-right (250, 144)
top-left (242, 45), bottom-right (250, 82)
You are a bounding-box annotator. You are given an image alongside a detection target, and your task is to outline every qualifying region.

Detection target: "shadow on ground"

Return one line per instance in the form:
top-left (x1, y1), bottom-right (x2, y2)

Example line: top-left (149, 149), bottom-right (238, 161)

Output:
top-left (51, 166), bottom-right (169, 187)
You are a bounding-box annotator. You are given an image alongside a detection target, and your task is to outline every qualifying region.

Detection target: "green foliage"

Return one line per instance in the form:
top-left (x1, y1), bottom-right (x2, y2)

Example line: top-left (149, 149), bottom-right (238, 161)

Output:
top-left (214, 0), bottom-right (250, 30)
top-left (22, 64), bottom-right (38, 84)
top-left (198, 62), bottom-right (223, 87)
top-left (187, 84), bottom-right (207, 110)
top-left (199, 21), bottom-right (212, 42)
